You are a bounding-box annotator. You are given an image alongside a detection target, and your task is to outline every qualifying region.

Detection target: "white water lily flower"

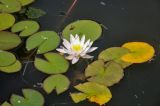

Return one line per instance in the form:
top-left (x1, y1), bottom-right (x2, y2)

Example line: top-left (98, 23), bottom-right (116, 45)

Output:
top-left (56, 34), bottom-right (98, 64)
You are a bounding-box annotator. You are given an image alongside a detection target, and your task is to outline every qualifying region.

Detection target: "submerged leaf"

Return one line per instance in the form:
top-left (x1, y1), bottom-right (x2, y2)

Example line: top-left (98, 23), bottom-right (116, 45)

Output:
top-left (18, 0), bottom-right (35, 6)
top-left (0, 0), bottom-right (21, 13)
top-left (0, 60), bottom-right (22, 73)
top-left (0, 50), bottom-right (16, 67)
top-left (85, 60), bottom-right (124, 86)
top-left (10, 89), bottom-right (44, 106)
top-left (43, 74), bottom-right (70, 94)
top-left (121, 42), bottom-right (155, 63)
top-left (26, 31), bottom-right (60, 54)
top-left (0, 13), bottom-right (15, 31)
top-left (35, 53), bottom-right (69, 74)
top-left (25, 7), bottom-right (46, 19)
top-left (98, 47), bottom-right (132, 68)
top-left (11, 20), bottom-right (40, 37)
top-left (62, 20), bottom-right (102, 41)
top-left (1, 102), bottom-right (11, 106)
top-left (72, 82), bottom-right (112, 105)
top-left (0, 31), bottom-right (21, 50)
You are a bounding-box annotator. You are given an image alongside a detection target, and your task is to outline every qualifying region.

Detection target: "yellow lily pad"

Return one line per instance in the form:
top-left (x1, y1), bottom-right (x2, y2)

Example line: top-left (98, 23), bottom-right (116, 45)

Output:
top-left (71, 82), bottom-right (112, 105)
top-left (121, 42), bottom-right (155, 63)
top-left (0, 13), bottom-right (15, 31)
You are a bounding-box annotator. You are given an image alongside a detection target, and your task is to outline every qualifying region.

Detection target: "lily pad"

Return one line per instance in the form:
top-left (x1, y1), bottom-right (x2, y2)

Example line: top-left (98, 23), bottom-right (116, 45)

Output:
top-left (26, 31), bottom-right (60, 54)
top-left (0, 50), bottom-right (16, 67)
top-left (10, 89), bottom-right (44, 106)
top-left (71, 82), bottom-right (112, 105)
top-left (0, 31), bottom-right (21, 50)
top-left (98, 47), bottom-right (132, 68)
top-left (70, 93), bottom-right (87, 103)
top-left (62, 20), bottom-right (102, 41)
top-left (18, 0), bottom-right (35, 6)
top-left (1, 102), bottom-right (11, 106)
top-left (0, 13), bottom-right (15, 31)
top-left (0, 0), bottom-right (21, 13)
top-left (0, 60), bottom-right (22, 73)
top-left (11, 20), bottom-right (40, 37)
top-left (85, 60), bottom-right (124, 87)
top-left (121, 42), bottom-right (155, 63)
top-left (35, 53), bottom-right (69, 74)
top-left (43, 74), bottom-right (70, 94)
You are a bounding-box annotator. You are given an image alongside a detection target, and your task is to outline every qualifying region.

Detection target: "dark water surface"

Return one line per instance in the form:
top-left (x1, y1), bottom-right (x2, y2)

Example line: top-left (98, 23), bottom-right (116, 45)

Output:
top-left (1, 0), bottom-right (160, 106)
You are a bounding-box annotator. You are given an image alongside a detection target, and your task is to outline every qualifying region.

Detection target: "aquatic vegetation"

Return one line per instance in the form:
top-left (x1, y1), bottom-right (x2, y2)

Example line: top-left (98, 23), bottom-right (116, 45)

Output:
top-left (0, 0), bottom-right (156, 106)
top-left (56, 34), bottom-right (98, 64)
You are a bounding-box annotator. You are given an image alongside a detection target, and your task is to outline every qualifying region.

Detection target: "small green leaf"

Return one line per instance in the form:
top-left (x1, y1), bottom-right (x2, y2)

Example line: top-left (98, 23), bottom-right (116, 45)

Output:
top-left (25, 7), bottom-right (46, 19)
top-left (11, 20), bottom-right (40, 37)
top-left (72, 82), bottom-right (112, 105)
top-left (0, 31), bottom-right (21, 50)
top-left (10, 89), bottom-right (44, 106)
top-left (85, 61), bottom-right (124, 87)
top-left (70, 93), bottom-right (87, 103)
top-left (43, 74), bottom-right (70, 94)
top-left (26, 31), bottom-right (60, 54)
top-left (0, 60), bottom-right (22, 73)
top-left (0, 0), bottom-right (21, 13)
top-left (0, 50), bottom-right (16, 67)
top-left (62, 20), bottom-right (102, 41)
top-left (18, 0), bottom-right (35, 6)
top-left (35, 53), bottom-right (69, 74)
top-left (98, 47), bottom-right (132, 68)
top-left (1, 102), bottom-right (11, 106)
top-left (0, 13), bottom-right (15, 31)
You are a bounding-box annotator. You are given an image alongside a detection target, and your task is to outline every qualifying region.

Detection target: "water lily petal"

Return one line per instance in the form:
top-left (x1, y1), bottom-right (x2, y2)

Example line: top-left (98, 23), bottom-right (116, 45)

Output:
top-left (70, 34), bottom-right (75, 44)
top-left (82, 54), bottom-right (94, 59)
top-left (83, 39), bottom-right (91, 50)
top-left (56, 48), bottom-right (67, 53)
top-left (87, 47), bottom-right (98, 53)
top-left (72, 57), bottom-right (79, 64)
top-left (65, 55), bottom-right (74, 60)
top-left (63, 39), bottom-right (71, 50)
top-left (80, 35), bottom-right (85, 45)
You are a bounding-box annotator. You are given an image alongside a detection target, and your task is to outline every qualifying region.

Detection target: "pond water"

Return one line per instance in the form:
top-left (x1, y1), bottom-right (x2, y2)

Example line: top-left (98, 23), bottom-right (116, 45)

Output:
top-left (1, 0), bottom-right (160, 106)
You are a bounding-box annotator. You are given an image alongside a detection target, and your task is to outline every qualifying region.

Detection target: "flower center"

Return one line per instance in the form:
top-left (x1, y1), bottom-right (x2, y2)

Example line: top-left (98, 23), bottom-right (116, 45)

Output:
top-left (72, 44), bottom-right (82, 52)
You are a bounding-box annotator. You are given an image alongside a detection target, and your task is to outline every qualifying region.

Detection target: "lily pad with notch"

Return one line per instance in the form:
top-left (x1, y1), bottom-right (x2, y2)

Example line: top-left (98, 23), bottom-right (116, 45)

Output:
top-left (62, 20), bottom-right (102, 41)
top-left (26, 31), bottom-right (60, 54)
top-left (0, 0), bottom-right (21, 13)
top-left (43, 74), bottom-right (70, 94)
top-left (85, 60), bottom-right (124, 87)
top-left (0, 31), bottom-right (21, 50)
top-left (0, 60), bottom-right (22, 73)
top-left (98, 47), bottom-right (132, 68)
top-left (10, 89), bottom-right (45, 106)
top-left (35, 53), bottom-right (69, 74)
top-left (0, 13), bottom-right (15, 31)
top-left (11, 20), bottom-right (40, 37)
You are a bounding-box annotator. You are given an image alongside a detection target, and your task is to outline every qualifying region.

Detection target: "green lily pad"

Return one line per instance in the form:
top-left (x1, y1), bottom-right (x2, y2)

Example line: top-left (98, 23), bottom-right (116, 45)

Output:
top-left (0, 31), bottom-right (21, 50)
top-left (43, 74), bottom-right (70, 94)
top-left (1, 102), bottom-right (11, 106)
top-left (18, 0), bottom-right (35, 6)
top-left (0, 0), bottom-right (21, 13)
top-left (10, 89), bottom-right (44, 106)
top-left (0, 13), bottom-right (15, 31)
top-left (0, 50), bottom-right (16, 67)
top-left (0, 60), bottom-right (22, 73)
top-left (70, 93), bottom-right (87, 103)
top-left (26, 31), bottom-right (60, 54)
top-left (85, 60), bottom-right (124, 87)
top-left (11, 20), bottom-right (40, 37)
top-left (35, 53), bottom-right (69, 74)
top-left (62, 20), bottom-right (102, 41)
top-left (98, 47), bottom-right (132, 68)
top-left (71, 82), bottom-right (112, 105)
